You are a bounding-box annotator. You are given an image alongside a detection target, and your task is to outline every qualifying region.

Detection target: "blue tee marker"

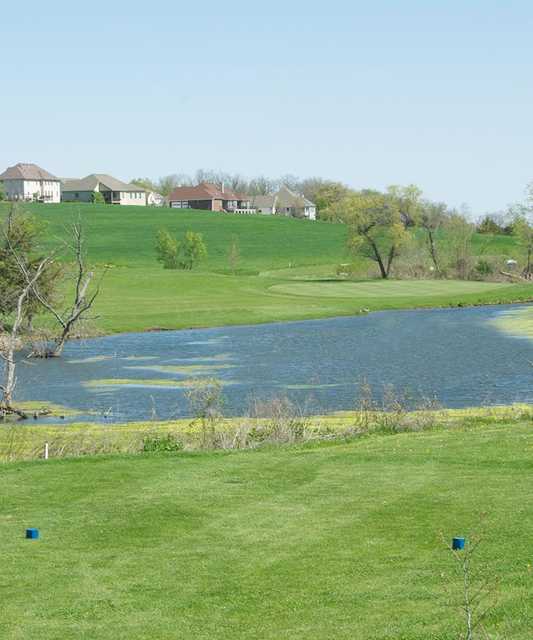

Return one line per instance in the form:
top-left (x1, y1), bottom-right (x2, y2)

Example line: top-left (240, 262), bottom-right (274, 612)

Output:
top-left (452, 537), bottom-right (465, 550)
top-left (25, 528), bottom-right (39, 540)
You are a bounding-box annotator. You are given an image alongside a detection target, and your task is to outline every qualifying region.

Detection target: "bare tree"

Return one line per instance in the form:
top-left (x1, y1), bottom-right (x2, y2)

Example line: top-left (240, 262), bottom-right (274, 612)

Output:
top-left (30, 220), bottom-right (104, 357)
top-left (227, 234), bottom-right (240, 274)
top-left (446, 213), bottom-right (475, 280)
top-left (186, 378), bottom-right (224, 449)
top-left (0, 248), bottom-right (52, 416)
top-left (247, 176), bottom-right (277, 195)
top-left (418, 201), bottom-right (449, 276)
top-left (441, 530), bottom-right (499, 640)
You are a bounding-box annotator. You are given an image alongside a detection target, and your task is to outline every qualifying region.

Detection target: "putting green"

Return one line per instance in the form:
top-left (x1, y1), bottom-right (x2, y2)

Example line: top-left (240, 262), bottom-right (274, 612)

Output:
top-left (270, 279), bottom-right (509, 299)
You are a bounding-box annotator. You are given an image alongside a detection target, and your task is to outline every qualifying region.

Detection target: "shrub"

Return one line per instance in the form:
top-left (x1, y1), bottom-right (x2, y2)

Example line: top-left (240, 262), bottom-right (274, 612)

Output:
top-left (474, 259), bottom-right (494, 278)
top-left (178, 231), bottom-right (207, 270)
top-left (91, 191), bottom-right (105, 204)
top-left (155, 229), bottom-right (207, 270)
top-left (186, 378), bottom-right (224, 448)
top-left (155, 229), bottom-right (179, 269)
top-left (142, 433), bottom-right (183, 452)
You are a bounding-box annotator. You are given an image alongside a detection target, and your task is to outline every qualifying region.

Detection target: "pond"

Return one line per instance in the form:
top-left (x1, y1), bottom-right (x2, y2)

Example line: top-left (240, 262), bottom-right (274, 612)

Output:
top-left (10, 304), bottom-right (533, 422)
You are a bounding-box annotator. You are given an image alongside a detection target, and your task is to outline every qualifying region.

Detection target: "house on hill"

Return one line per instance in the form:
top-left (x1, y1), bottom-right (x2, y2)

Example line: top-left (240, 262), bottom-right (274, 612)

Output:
top-left (0, 163), bottom-right (61, 203)
top-left (61, 174), bottom-right (146, 205)
top-left (252, 185), bottom-right (316, 220)
top-left (168, 183), bottom-right (252, 212)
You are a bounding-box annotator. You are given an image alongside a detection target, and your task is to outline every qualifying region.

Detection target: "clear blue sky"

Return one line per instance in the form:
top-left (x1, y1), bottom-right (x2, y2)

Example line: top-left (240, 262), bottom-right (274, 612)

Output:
top-left (2, 0), bottom-right (533, 214)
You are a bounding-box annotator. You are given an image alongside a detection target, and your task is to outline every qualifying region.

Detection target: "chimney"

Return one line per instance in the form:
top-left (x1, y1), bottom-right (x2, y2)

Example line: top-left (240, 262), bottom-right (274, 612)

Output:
top-left (222, 181), bottom-right (225, 194)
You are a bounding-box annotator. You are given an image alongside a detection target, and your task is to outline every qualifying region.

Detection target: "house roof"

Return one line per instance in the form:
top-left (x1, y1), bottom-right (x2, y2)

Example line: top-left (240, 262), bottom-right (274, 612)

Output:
top-left (251, 186), bottom-right (316, 210)
top-left (168, 182), bottom-right (242, 202)
top-left (0, 163), bottom-right (60, 182)
top-left (62, 174), bottom-right (145, 193)
top-left (276, 185), bottom-right (315, 208)
top-left (251, 194), bottom-right (276, 208)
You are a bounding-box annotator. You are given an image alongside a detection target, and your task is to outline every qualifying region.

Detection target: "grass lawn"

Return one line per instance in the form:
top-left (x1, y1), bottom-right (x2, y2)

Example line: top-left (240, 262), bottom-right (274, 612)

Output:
top-left (1, 202), bottom-right (532, 333)
top-left (2, 421), bottom-right (533, 639)
top-left (270, 279), bottom-right (512, 299)
top-left (94, 269), bottom-right (533, 333)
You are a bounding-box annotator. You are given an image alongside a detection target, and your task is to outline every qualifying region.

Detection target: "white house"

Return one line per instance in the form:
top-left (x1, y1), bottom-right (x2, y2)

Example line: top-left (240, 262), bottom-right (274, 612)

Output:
top-left (0, 163), bottom-right (61, 203)
top-left (251, 185), bottom-right (316, 220)
top-left (61, 174), bottom-right (147, 206)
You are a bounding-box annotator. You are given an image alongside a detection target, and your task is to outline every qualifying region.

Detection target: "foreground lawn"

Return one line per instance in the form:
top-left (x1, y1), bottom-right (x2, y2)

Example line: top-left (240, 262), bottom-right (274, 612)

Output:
top-left (1, 203), bottom-right (532, 333)
top-left (2, 422), bottom-right (533, 639)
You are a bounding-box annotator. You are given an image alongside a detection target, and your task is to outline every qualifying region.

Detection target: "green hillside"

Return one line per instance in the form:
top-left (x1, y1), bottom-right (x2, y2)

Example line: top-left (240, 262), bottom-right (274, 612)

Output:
top-left (9, 202), bottom-right (348, 270)
top-left (0, 202), bottom-right (531, 333)
top-left (2, 422), bottom-right (532, 639)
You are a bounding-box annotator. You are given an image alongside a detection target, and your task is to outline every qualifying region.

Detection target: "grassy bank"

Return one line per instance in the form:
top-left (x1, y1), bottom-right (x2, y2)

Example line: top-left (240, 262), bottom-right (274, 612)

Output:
top-left (1, 404), bottom-right (531, 462)
top-left (0, 202), bottom-right (531, 333)
top-left (2, 417), bottom-right (533, 638)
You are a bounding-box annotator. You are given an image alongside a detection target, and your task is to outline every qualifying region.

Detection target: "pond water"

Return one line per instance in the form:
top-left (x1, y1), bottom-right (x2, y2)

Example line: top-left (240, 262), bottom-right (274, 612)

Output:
top-left (10, 304), bottom-right (533, 422)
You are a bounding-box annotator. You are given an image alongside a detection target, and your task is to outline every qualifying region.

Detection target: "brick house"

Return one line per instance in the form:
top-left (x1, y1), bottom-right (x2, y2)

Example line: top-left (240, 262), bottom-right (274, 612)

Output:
top-left (168, 183), bottom-right (252, 212)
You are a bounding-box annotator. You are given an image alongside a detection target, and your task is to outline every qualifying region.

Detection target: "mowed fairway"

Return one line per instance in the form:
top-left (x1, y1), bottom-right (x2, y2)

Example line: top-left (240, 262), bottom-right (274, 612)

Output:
top-left (1, 202), bottom-right (532, 333)
top-left (2, 423), bottom-right (533, 639)
top-left (95, 270), bottom-right (533, 333)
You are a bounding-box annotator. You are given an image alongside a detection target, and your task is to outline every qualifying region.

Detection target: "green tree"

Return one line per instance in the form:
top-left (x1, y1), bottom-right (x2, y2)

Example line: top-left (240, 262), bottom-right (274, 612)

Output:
top-left (512, 213), bottom-right (533, 277)
top-left (328, 189), bottom-right (409, 279)
top-left (0, 182), bottom-right (5, 201)
top-left (477, 215), bottom-right (505, 235)
top-left (91, 191), bottom-right (105, 204)
top-left (155, 229), bottom-right (179, 269)
top-left (0, 205), bottom-right (61, 327)
top-left (157, 174), bottom-right (191, 196)
top-left (178, 231), bottom-right (207, 270)
top-left (131, 177), bottom-right (156, 192)
top-left (313, 181), bottom-right (351, 214)
top-left (386, 184), bottom-right (424, 226)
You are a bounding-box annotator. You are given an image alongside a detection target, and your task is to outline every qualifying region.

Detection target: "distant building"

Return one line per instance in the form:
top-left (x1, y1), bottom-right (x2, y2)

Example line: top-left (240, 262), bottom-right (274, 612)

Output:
top-left (252, 185), bottom-right (316, 220)
top-left (168, 182), bottom-right (252, 212)
top-left (62, 174), bottom-right (146, 206)
top-left (0, 163), bottom-right (61, 203)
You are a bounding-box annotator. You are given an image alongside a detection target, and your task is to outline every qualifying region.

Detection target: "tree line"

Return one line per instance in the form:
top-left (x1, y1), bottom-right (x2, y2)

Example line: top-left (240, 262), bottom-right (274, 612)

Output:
top-left (131, 169), bottom-right (350, 205)
top-left (323, 184), bottom-right (533, 281)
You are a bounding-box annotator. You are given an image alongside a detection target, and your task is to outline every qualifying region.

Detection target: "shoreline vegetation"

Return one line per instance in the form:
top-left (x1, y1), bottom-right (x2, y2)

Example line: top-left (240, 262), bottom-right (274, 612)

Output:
top-left (1, 403), bottom-right (531, 463)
